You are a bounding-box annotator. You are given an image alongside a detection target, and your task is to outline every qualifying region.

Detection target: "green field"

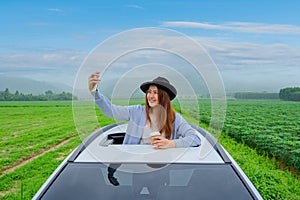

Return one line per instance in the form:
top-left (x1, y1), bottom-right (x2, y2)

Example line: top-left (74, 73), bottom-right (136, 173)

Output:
top-left (193, 99), bottom-right (300, 172)
top-left (0, 100), bottom-right (299, 199)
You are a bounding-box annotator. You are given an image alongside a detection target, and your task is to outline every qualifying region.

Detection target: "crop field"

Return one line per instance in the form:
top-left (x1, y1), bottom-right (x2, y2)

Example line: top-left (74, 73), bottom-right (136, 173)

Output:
top-left (196, 100), bottom-right (300, 172)
top-left (225, 100), bottom-right (300, 171)
top-left (0, 100), bottom-right (299, 199)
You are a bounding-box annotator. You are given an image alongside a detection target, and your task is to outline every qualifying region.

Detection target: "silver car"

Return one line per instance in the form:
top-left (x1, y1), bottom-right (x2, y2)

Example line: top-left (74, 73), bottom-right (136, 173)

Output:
top-left (33, 123), bottom-right (263, 200)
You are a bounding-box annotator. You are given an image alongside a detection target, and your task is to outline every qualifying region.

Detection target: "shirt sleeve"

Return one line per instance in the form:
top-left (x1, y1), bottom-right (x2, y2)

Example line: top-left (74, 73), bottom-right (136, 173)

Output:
top-left (94, 91), bottom-right (130, 121)
top-left (173, 114), bottom-right (201, 148)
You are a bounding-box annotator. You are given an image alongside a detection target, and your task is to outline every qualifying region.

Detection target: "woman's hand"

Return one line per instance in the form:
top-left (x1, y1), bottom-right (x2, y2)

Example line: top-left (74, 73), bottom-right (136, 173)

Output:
top-left (151, 136), bottom-right (176, 149)
top-left (88, 71), bottom-right (100, 92)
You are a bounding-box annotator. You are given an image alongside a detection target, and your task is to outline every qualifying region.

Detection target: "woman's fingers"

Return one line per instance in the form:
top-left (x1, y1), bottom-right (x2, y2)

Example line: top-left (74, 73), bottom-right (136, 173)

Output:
top-left (88, 71), bottom-right (100, 91)
top-left (151, 137), bottom-right (176, 149)
top-left (89, 71), bottom-right (100, 80)
top-left (151, 137), bottom-right (167, 149)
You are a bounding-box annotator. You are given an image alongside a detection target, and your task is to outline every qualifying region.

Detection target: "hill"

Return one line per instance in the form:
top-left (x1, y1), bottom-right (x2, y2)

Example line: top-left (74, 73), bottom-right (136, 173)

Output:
top-left (0, 76), bottom-right (72, 95)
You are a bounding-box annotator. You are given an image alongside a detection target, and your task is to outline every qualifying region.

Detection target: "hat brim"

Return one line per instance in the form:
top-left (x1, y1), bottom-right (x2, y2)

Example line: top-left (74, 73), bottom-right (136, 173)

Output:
top-left (140, 81), bottom-right (177, 100)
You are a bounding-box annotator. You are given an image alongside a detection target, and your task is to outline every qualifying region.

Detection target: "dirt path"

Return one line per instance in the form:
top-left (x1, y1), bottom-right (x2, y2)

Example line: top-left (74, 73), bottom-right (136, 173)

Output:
top-left (1, 135), bottom-right (77, 175)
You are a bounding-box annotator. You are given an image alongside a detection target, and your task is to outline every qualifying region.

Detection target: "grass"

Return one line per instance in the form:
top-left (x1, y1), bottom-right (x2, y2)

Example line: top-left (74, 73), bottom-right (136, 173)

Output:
top-left (0, 137), bottom-right (81, 199)
top-left (0, 101), bottom-right (77, 172)
top-left (219, 133), bottom-right (300, 200)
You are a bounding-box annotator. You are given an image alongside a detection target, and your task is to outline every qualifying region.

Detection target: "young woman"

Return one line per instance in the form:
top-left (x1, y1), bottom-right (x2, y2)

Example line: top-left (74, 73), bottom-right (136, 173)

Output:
top-left (88, 71), bottom-right (201, 149)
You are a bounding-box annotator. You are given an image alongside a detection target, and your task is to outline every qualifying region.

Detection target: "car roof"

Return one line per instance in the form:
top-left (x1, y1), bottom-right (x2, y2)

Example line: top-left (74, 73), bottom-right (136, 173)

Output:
top-left (74, 123), bottom-right (224, 164)
top-left (33, 123), bottom-right (264, 200)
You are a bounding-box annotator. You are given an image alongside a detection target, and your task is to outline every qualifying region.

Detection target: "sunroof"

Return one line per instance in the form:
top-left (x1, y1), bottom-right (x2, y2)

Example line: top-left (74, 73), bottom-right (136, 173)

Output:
top-left (75, 124), bottom-right (224, 164)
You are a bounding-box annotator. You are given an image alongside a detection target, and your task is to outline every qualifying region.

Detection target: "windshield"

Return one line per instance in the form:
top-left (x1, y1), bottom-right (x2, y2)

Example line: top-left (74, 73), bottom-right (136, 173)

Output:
top-left (41, 162), bottom-right (253, 200)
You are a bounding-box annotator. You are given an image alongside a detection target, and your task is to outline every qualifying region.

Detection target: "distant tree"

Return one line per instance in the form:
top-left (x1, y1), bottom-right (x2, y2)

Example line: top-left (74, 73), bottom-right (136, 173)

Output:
top-left (0, 89), bottom-right (76, 101)
top-left (279, 87), bottom-right (300, 101)
top-left (3, 88), bottom-right (11, 100)
top-left (45, 90), bottom-right (53, 95)
top-left (234, 92), bottom-right (279, 100)
top-left (0, 91), bottom-right (4, 101)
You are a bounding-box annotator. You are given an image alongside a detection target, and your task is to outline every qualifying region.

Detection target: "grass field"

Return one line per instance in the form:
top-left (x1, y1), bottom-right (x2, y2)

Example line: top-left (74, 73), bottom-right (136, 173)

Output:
top-left (0, 100), bottom-right (299, 199)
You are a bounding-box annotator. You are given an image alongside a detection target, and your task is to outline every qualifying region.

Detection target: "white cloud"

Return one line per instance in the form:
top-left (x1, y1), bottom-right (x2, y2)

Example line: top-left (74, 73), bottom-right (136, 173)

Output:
top-left (126, 4), bottom-right (144, 10)
top-left (0, 48), bottom-right (85, 85)
top-left (161, 21), bottom-right (300, 34)
top-left (26, 22), bottom-right (52, 26)
top-left (0, 50), bottom-right (83, 68)
top-left (1, 28), bottom-right (299, 92)
top-left (72, 34), bottom-right (89, 40)
top-left (48, 8), bottom-right (63, 12)
top-left (197, 37), bottom-right (300, 69)
top-left (195, 37), bottom-right (300, 91)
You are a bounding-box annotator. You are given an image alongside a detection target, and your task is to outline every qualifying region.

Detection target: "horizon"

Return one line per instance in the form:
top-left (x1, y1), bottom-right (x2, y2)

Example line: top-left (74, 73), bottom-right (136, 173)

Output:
top-left (0, 75), bottom-right (295, 96)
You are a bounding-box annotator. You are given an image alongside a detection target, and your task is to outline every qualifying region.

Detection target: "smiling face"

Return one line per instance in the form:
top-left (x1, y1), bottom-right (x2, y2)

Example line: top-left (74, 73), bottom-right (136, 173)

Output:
top-left (146, 85), bottom-right (159, 107)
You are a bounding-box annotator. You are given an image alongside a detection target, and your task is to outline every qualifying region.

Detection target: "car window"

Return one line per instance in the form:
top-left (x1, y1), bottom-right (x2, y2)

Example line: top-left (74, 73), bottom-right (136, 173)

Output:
top-left (41, 163), bottom-right (253, 200)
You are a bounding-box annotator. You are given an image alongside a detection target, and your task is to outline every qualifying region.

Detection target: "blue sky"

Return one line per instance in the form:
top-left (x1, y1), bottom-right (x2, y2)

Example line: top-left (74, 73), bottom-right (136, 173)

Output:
top-left (1, 0), bottom-right (300, 93)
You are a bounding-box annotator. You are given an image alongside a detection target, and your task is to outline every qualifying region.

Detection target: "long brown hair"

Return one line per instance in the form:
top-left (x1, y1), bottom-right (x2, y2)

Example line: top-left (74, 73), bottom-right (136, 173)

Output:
top-left (145, 87), bottom-right (176, 139)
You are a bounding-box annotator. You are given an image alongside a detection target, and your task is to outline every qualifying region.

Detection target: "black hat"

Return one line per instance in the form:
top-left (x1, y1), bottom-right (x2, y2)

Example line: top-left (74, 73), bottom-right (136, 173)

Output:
top-left (140, 77), bottom-right (177, 100)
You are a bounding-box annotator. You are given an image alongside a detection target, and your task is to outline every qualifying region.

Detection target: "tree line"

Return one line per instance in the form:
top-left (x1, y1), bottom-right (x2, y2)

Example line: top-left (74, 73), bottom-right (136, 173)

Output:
top-left (0, 88), bottom-right (77, 101)
top-left (234, 87), bottom-right (300, 101)
top-left (234, 92), bottom-right (279, 100)
top-left (279, 87), bottom-right (300, 101)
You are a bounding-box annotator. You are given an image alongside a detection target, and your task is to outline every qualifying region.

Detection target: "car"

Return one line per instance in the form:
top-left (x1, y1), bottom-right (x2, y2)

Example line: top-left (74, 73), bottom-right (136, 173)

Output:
top-left (33, 122), bottom-right (263, 200)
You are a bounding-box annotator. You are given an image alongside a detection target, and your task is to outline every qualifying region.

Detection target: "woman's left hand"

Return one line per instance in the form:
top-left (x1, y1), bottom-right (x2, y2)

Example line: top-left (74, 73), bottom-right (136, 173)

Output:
top-left (151, 136), bottom-right (176, 149)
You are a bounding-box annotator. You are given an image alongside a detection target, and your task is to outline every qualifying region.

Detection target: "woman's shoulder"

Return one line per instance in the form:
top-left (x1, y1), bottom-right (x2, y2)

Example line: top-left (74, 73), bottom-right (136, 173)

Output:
top-left (175, 112), bottom-right (183, 119)
top-left (174, 112), bottom-right (188, 125)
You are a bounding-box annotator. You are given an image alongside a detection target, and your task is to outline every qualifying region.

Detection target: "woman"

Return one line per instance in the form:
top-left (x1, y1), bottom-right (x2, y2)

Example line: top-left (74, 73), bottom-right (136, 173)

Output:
top-left (88, 71), bottom-right (201, 149)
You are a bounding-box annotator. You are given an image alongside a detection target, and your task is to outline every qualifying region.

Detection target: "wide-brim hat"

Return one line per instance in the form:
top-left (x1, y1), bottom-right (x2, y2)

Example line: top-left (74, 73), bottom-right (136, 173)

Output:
top-left (140, 76), bottom-right (177, 100)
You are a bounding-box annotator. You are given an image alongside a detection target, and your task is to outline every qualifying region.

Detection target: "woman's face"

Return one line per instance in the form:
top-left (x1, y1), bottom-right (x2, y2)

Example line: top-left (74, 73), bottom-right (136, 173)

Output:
top-left (146, 85), bottom-right (159, 107)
